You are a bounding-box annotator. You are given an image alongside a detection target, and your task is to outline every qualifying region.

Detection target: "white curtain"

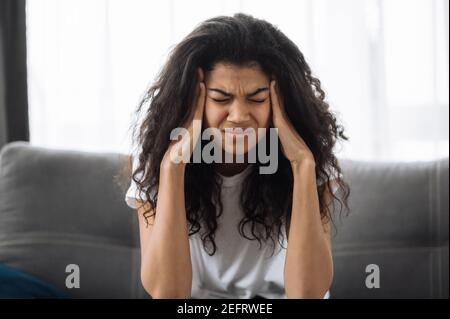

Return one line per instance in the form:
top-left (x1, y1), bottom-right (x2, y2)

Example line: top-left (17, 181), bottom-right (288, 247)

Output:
top-left (26, 0), bottom-right (449, 161)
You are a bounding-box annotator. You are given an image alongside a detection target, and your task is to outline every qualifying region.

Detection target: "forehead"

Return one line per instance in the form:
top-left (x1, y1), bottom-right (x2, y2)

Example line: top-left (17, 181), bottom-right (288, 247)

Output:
top-left (205, 63), bottom-right (269, 90)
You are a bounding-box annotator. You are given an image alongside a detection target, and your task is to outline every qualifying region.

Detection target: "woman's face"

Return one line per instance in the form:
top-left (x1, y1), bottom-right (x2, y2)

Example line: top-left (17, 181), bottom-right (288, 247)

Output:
top-left (203, 62), bottom-right (272, 155)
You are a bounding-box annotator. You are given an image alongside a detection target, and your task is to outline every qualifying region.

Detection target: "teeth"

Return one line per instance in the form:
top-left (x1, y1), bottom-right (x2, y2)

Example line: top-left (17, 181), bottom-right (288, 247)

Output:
top-left (224, 127), bottom-right (254, 135)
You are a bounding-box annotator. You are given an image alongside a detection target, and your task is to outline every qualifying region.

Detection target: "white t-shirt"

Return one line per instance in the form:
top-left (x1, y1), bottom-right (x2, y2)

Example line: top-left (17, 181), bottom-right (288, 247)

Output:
top-left (125, 160), bottom-right (340, 299)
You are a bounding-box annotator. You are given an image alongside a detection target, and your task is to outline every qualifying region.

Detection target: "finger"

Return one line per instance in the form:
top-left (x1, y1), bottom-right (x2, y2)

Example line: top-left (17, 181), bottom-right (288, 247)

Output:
top-left (178, 80), bottom-right (203, 129)
top-left (190, 82), bottom-right (204, 145)
top-left (195, 67), bottom-right (205, 118)
top-left (190, 79), bottom-right (205, 120)
top-left (197, 67), bottom-right (204, 82)
top-left (170, 73), bottom-right (205, 162)
top-left (180, 80), bottom-right (202, 130)
top-left (186, 82), bottom-right (205, 155)
top-left (193, 82), bottom-right (205, 121)
top-left (270, 81), bottom-right (282, 118)
top-left (185, 82), bottom-right (204, 135)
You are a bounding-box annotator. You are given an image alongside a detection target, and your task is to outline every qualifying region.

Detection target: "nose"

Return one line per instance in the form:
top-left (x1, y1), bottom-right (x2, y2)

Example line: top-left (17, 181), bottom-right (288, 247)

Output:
top-left (227, 100), bottom-right (251, 124)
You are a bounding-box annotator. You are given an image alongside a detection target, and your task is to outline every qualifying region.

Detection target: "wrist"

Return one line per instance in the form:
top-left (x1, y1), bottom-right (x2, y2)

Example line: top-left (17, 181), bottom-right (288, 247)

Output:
top-left (160, 157), bottom-right (186, 176)
top-left (290, 158), bottom-right (316, 173)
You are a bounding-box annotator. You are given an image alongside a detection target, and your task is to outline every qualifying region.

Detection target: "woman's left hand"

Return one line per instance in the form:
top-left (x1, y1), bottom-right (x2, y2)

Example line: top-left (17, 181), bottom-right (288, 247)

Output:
top-left (270, 80), bottom-right (315, 168)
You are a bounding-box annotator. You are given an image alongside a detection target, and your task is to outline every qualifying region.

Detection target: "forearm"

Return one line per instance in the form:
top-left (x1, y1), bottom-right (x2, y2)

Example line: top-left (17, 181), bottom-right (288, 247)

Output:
top-left (141, 163), bottom-right (192, 298)
top-left (284, 162), bottom-right (333, 298)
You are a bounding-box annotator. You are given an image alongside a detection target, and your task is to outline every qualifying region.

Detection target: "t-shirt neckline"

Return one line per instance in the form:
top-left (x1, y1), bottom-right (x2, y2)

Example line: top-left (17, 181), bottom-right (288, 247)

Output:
top-left (218, 164), bottom-right (253, 187)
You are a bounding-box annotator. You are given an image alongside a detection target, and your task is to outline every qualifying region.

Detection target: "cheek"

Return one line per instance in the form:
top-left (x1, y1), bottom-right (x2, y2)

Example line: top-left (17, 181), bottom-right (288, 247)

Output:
top-left (251, 103), bottom-right (271, 128)
top-left (203, 103), bottom-right (227, 128)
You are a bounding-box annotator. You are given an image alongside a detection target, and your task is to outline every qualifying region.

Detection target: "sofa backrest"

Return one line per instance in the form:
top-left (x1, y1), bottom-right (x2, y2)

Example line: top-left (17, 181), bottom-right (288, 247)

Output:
top-left (0, 142), bottom-right (448, 298)
top-left (332, 158), bottom-right (448, 298)
top-left (0, 142), bottom-right (146, 298)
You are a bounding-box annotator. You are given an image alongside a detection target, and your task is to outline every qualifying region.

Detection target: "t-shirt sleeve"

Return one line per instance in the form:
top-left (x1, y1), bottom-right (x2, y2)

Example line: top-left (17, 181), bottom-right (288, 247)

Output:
top-left (124, 154), bottom-right (149, 210)
top-left (316, 165), bottom-right (343, 195)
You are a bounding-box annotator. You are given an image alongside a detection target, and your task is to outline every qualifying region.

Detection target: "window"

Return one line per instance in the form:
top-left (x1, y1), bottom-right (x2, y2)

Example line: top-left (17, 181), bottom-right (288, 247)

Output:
top-left (26, 0), bottom-right (449, 161)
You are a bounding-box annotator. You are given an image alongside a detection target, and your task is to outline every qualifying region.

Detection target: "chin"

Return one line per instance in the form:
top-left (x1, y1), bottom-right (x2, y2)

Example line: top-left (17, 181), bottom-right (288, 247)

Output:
top-left (222, 135), bottom-right (258, 157)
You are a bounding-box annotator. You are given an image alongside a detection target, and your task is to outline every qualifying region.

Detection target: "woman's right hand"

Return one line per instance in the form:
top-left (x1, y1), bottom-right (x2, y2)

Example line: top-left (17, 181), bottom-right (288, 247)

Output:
top-left (142, 69), bottom-right (204, 298)
top-left (161, 68), bottom-right (205, 172)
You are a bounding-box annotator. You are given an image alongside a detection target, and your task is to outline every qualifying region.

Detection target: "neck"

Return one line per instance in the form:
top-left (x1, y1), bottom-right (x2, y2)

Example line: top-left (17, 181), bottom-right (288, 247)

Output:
top-left (215, 162), bottom-right (249, 177)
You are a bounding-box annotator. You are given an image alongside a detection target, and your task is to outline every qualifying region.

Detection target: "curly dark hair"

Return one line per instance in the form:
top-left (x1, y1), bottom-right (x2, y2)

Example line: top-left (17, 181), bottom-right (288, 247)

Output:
top-left (131, 13), bottom-right (350, 256)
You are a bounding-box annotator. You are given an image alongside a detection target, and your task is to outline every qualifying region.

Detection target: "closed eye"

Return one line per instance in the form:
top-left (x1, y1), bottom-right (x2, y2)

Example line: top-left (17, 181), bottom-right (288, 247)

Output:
top-left (249, 98), bottom-right (267, 103)
top-left (210, 97), bottom-right (267, 103)
top-left (212, 98), bottom-right (230, 103)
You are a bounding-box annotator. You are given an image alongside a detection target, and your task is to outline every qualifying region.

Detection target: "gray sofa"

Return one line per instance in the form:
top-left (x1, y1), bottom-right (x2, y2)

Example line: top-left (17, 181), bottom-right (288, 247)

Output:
top-left (0, 141), bottom-right (448, 298)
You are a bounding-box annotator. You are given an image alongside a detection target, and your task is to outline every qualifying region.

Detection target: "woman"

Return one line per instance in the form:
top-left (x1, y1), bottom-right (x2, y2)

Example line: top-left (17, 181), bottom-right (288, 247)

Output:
top-left (125, 13), bottom-right (350, 299)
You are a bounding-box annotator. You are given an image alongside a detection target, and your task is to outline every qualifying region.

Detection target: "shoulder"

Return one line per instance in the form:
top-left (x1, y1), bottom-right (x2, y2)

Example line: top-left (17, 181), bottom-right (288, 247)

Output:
top-left (124, 150), bottom-right (154, 209)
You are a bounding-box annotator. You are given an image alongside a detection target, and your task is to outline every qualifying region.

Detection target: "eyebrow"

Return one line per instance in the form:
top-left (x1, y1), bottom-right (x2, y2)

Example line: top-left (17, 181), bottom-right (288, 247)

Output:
top-left (208, 87), bottom-right (269, 98)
